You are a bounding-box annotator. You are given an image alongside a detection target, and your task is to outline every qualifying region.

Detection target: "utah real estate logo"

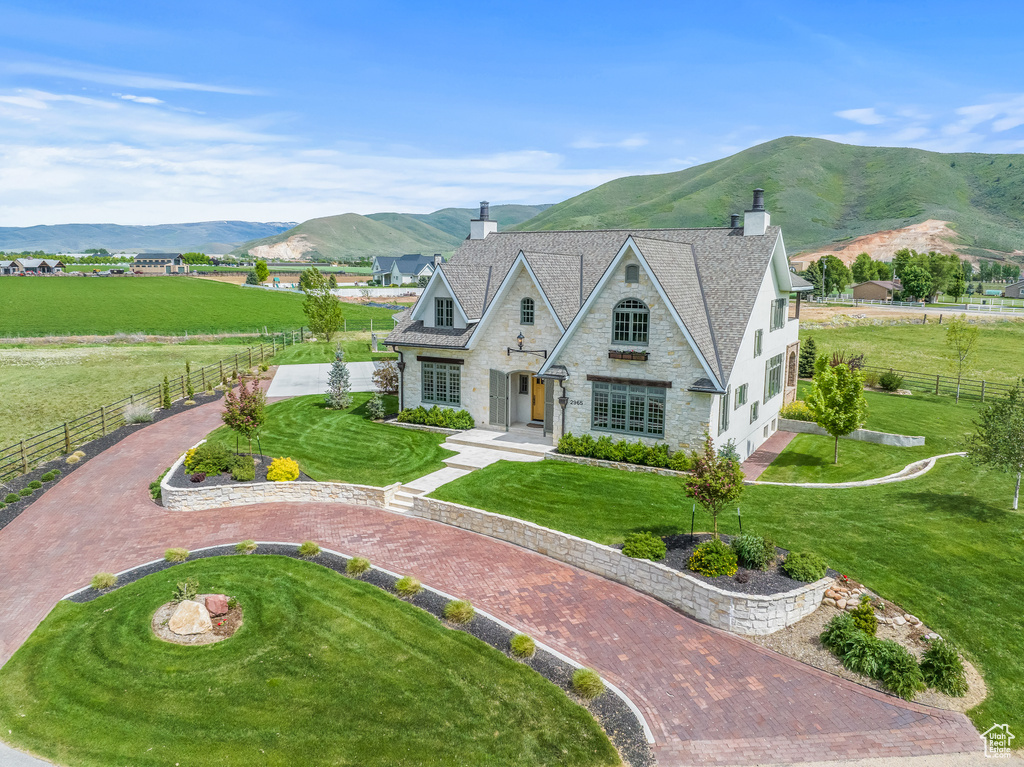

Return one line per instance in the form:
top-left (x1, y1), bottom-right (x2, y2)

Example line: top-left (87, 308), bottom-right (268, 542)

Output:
top-left (981, 724), bottom-right (1014, 758)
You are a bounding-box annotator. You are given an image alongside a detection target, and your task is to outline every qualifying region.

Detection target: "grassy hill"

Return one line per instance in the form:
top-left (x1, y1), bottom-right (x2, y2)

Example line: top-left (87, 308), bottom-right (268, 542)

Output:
top-left (232, 204), bottom-right (550, 261)
top-left (511, 137), bottom-right (1024, 258)
top-left (0, 221), bottom-right (295, 254)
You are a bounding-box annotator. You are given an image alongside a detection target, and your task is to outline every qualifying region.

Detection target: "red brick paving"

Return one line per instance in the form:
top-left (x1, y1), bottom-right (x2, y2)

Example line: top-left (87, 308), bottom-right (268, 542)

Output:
top-left (742, 430), bottom-right (796, 481)
top-left (0, 401), bottom-right (980, 765)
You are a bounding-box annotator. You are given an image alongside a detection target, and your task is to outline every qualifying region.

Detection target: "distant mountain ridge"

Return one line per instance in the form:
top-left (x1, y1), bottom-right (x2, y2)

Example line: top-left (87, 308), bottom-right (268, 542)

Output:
top-left (0, 221), bottom-right (297, 254)
top-left (232, 204), bottom-right (551, 261)
top-left (511, 137), bottom-right (1024, 260)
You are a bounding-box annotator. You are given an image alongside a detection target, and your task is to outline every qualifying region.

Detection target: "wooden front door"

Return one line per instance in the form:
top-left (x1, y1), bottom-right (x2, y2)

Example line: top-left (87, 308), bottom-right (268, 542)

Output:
top-left (531, 377), bottom-right (546, 421)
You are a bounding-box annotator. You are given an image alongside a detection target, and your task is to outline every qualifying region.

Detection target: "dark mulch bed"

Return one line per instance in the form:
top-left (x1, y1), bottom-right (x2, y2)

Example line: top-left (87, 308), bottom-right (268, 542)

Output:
top-left (0, 391), bottom-right (224, 532)
top-left (68, 544), bottom-right (654, 767)
top-left (614, 532), bottom-right (839, 596)
top-left (167, 453), bottom-right (312, 491)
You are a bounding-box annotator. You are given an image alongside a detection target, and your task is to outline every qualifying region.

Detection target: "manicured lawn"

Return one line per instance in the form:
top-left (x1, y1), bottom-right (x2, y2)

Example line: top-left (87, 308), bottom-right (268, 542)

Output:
top-left (205, 393), bottom-right (453, 485)
top-left (759, 384), bottom-right (979, 483)
top-left (431, 457), bottom-right (1023, 739)
top-left (271, 334), bottom-right (397, 365)
top-left (0, 277), bottom-right (400, 336)
top-left (0, 556), bottom-right (618, 767)
top-left (800, 321), bottom-right (1024, 386)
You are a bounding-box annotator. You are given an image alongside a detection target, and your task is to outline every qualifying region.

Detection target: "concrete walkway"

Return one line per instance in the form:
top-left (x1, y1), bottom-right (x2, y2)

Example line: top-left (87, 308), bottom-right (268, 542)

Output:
top-left (0, 401), bottom-right (982, 765)
top-left (266, 361), bottom-right (376, 398)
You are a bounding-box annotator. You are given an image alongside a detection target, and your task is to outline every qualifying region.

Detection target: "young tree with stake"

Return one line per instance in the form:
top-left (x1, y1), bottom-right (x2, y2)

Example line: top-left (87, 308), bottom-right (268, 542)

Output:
top-left (964, 382), bottom-right (1024, 510)
top-left (806, 355), bottom-right (868, 464)
top-left (683, 433), bottom-right (744, 539)
top-left (945, 314), bottom-right (979, 403)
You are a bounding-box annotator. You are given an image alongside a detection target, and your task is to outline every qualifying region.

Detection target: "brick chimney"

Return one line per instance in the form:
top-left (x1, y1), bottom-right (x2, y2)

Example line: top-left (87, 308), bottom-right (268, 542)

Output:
top-left (743, 188), bottom-right (770, 236)
top-left (469, 200), bottom-right (498, 240)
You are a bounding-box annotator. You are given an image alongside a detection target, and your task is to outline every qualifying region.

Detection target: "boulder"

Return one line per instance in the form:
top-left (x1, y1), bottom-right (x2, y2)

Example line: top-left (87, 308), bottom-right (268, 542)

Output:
top-left (206, 594), bottom-right (229, 617)
top-left (894, 616), bottom-right (907, 626)
top-left (169, 600), bottom-right (212, 635)
top-left (822, 597), bottom-right (837, 607)
top-left (836, 599), bottom-right (847, 610)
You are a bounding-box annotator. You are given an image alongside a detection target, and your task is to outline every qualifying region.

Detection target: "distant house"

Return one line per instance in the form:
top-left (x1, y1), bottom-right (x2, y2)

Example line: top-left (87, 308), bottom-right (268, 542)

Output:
top-left (0, 260), bottom-right (14, 275)
top-left (371, 254), bottom-right (441, 286)
top-left (1005, 279), bottom-right (1024, 299)
top-left (133, 253), bottom-right (189, 275)
top-left (12, 258), bottom-right (65, 274)
top-left (851, 280), bottom-right (899, 302)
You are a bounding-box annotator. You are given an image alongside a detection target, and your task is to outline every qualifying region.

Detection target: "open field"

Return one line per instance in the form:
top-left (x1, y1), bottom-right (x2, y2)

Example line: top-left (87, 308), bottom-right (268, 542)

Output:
top-left (0, 343), bottom-right (247, 448)
top-left (0, 277), bottom-right (399, 336)
top-left (800, 320), bottom-right (1024, 385)
top-left (270, 334), bottom-right (398, 364)
top-left (0, 555), bottom-right (617, 767)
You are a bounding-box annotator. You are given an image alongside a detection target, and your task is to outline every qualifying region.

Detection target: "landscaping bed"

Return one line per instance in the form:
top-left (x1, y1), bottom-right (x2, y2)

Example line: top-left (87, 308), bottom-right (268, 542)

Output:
top-left (615, 532), bottom-right (838, 596)
top-left (10, 547), bottom-right (650, 767)
top-left (1, 390), bottom-right (223, 531)
top-left (166, 452), bottom-right (312, 490)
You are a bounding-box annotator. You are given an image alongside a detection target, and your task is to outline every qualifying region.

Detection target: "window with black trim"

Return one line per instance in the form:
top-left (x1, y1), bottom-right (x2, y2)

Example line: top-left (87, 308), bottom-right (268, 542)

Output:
top-left (435, 297), bottom-right (454, 327)
top-left (764, 353), bottom-right (783, 402)
top-left (735, 384), bottom-right (747, 409)
top-left (625, 264), bottom-right (639, 284)
top-left (718, 386), bottom-right (731, 435)
top-left (612, 299), bottom-right (649, 344)
top-left (754, 329), bottom-right (763, 357)
top-left (750, 400), bottom-right (759, 423)
top-left (421, 362), bottom-right (461, 405)
top-left (519, 375), bottom-right (529, 394)
top-left (591, 382), bottom-right (664, 438)
top-left (520, 297), bottom-right (534, 325)
top-left (770, 298), bottom-right (787, 331)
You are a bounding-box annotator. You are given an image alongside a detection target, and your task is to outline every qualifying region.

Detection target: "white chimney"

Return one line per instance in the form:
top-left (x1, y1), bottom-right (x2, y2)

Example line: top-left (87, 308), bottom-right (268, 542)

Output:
top-left (743, 188), bottom-right (770, 236)
top-left (469, 200), bottom-right (498, 240)
top-left (433, 253), bottom-right (442, 267)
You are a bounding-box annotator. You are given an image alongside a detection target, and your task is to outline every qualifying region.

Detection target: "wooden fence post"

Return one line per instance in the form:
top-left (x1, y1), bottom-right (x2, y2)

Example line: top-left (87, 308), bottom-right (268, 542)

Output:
top-left (20, 440), bottom-right (28, 474)
top-left (260, 344), bottom-right (265, 362)
top-left (248, 347), bottom-right (253, 368)
top-left (935, 375), bottom-right (940, 395)
top-left (100, 405), bottom-right (107, 436)
top-left (981, 381), bottom-right (986, 402)
top-left (300, 327), bottom-right (304, 342)
top-left (219, 360), bottom-right (224, 381)
top-left (64, 423), bottom-right (71, 454)
top-left (201, 367), bottom-right (207, 391)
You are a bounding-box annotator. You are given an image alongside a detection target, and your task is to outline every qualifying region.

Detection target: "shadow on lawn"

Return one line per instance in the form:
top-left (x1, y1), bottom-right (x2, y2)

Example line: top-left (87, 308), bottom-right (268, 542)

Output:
top-left (889, 489), bottom-right (1012, 523)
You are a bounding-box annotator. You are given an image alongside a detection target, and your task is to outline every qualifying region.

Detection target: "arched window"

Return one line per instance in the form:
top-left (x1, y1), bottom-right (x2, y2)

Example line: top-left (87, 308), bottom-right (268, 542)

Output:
top-left (520, 297), bottom-right (535, 325)
top-left (612, 299), bottom-right (649, 344)
top-left (625, 264), bottom-right (639, 284)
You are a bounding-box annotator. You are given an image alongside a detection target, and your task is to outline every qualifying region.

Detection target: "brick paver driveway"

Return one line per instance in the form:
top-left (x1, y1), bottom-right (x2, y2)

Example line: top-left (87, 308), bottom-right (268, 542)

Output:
top-left (0, 400), bottom-right (981, 765)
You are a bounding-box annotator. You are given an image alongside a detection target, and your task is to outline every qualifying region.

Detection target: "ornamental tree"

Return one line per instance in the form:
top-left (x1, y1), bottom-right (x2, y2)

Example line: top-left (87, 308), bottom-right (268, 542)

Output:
top-left (325, 346), bottom-right (351, 409)
top-left (254, 259), bottom-right (269, 283)
top-left (683, 432), bottom-right (745, 539)
top-left (221, 375), bottom-right (267, 455)
top-left (945, 314), bottom-right (979, 403)
top-left (372, 359), bottom-right (398, 395)
top-left (964, 382), bottom-right (1024, 510)
top-left (806, 355), bottom-right (868, 464)
top-left (301, 267), bottom-right (344, 342)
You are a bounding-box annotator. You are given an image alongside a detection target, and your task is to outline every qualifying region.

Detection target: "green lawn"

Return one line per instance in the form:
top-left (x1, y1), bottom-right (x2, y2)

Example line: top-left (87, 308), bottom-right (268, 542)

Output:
top-left (270, 335), bottom-right (397, 365)
top-left (759, 384), bottom-right (979, 483)
top-left (0, 277), bottom-right (399, 336)
top-left (0, 556), bottom-right (618, 767)
top-left (205, 393), bottom-right (453, 485)
top-left (431, 456), bottom-right (1023, 739)
top-left (800, 321), bottom-right (1024, 386)
top-left (0, 343), bottom-right (249, 448)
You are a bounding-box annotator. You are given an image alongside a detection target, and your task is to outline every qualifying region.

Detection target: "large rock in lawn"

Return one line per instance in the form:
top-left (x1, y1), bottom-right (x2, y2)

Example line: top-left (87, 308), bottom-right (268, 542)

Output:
top-left (169, 600), bottom-right (212, 635)
top-left (206, 594), bottom-right (229, 617)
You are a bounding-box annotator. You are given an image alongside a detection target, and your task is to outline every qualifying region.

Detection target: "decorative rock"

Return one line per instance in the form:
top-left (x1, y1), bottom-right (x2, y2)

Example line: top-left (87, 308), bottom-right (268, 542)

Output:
top-left (836, 599), bottom-right (847, 609)
top-left (894, 616), bottom-right (907, 626)
top-left (168, 600), bottom-right (212, 635)
top-left (904, 613), bottom-right (916, 622)
top-left (206, 594), bottom-right (229, 617)
top-left (824, 589), bottom-right (837, 599)
top-left (822, 597), bottom-right (837, 607)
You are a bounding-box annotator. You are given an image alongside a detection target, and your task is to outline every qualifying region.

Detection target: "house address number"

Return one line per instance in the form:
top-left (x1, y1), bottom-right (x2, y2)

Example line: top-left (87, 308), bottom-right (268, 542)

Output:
top-left (568, 399), bottom-right (584, 406)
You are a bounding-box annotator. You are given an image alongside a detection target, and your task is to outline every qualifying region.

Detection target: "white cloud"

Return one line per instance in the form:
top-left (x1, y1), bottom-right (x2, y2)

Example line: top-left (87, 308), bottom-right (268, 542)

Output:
top-left (1, 60), bottom-right (258, 95)
top-left (835, 108), bottom-right (886, 125)
top-left (570, 134), bottom-right (648, 150)
top-left (118, 94), bottom-right (165, 105)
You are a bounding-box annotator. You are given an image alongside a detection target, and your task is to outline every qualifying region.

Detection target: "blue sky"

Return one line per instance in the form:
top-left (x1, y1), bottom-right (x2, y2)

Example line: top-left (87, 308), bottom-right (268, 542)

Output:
top-left (1, 0), bottom-right (1023, 226)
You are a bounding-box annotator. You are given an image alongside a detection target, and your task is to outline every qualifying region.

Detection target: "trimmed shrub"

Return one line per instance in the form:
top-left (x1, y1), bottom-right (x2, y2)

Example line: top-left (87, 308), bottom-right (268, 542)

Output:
top-left (297, 540), bottom-right (320, 558)
top-left (18, 488), bottom-right (33, 498)
top-left (688, 538), bottom-right (738, 577)
top-left (164, 548), bottom-right (189, 563)
top-left (574, 434), bottom-right (597, 457)
top-left (365, 392), bottom-right (387, 420)
top-left (91, 573), bottom-right (117, 590)
top-left (668, 450), bottom-right (692, 472)
top-left (644, 443), bottom-right (670, 468)
top-left (345, 556), bottom-right (371, 575)
top-left (186, 441), bottom-right (233, 475)
top-left (190, 472), bottom-right (207, 483)
top-left (72, 450), bottom-right (85, 458)
top-left (396, 406), bottom-right (474, 429)
top-left (235, 539), bottom-right (258, 554)
top-left (172, 577), bottom-right (199, 602)
top-left (28, 480), bottom-right (42, 490)
top-left (879, 370), bottom-right (904, 392)
top-left (921, 639), bottom-right (969, 697)
top-left (593, 435), bottom-right (616, 460)
top-left (779, 400), bottom-right (815, 422)
top-left (395, 575), bottom-right (422, 597)
top-left (622, 531), bottom-right (667, 561)
top-left (4, 493), bottom-right (19, 504)
top-left (123, 402), bottom-right (154, 424)
top-left (558, 432), bottom-right (681, 469)
top-left (876, 640), bottom-right (926, 700)
top-left (230, 455), bottom-right (256, 482)
top-left (851, 595), bottom-right (878, 636)
top-left (782, 551), bottom-right (827, 582)
top-left (267, 457), bottom-right (300, 482)
top-left (510, 634), bottom-right (536, 658)
top-left (444, 599), bottom-right (475, 624)
top-left (0, 503), bottom-right (5, 510)
top-left (730, 534), bottom-right (777, 570)
top-left (572, 668), bottom-right (605, 700)
top-left (41, 470), bottom-right (59, 482)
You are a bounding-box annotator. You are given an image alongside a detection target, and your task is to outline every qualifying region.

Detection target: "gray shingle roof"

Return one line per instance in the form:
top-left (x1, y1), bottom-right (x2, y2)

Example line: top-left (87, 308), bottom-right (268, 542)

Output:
top-left (386, 226), bottom-right (782, 383)
top-left (387, 308), bottom-right (475, 348)
top-left (376, 254), bottom-right (436, 274)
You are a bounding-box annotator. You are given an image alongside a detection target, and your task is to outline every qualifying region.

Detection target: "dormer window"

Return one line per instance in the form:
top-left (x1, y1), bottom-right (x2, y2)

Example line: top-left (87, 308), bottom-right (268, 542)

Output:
top-left (612, 298), bottom-right (649, 345)
top-left (435, 297), bottom-right (454, 328)
top-left (520, 297), bottom-right (535, 325)
top-left (625, 264), bottom-right (639, 284)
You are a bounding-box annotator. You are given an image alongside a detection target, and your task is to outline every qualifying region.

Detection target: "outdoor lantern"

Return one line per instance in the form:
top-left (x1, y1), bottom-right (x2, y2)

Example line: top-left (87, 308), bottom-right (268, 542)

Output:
top-left (517, 332), bottom-right (524, 350)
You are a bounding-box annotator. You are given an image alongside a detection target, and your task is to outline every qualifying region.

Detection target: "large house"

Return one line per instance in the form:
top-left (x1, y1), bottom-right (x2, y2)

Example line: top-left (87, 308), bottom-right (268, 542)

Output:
top-left (133, 253), bottom-right (189, 274)
top-left (371, 254), bottom-right (441, 286)
top-left (1005, 279), bottom-right (1024, 299)
top-left (386, 192), bottom-right (809, 461)
top-left (5, 258), bottom-right (65, 274)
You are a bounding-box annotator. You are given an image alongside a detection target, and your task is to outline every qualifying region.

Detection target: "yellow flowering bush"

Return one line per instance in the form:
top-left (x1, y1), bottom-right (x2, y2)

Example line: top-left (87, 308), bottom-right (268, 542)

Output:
top-left (687, 538), bottom-right (738, 578)
top-left (183, 447), bottom-right (198, 472)
top-left (267, 457), bottom-right (300, 482)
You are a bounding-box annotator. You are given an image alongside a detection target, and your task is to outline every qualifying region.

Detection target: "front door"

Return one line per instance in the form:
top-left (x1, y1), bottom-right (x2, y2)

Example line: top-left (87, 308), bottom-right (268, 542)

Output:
top-left (531, 377), bottom-right (546, 421)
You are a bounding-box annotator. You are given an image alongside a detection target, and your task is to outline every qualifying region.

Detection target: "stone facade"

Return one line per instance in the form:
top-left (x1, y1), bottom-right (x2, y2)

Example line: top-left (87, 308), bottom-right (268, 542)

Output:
top-left (411, 496), bottom-right (829, 636)
top-left (779, 418), bottom-right (925, 447)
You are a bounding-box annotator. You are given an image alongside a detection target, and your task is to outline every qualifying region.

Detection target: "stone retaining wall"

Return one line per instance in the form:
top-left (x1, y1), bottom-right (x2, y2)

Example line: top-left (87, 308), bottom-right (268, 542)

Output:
top-left (410, 496), bottom-right (828, 636)
top-left (779, 418), bottom-right (924, 447)
top-left (545, 452), bottom-right (688, 477)
top-left (383, 420), bottom-right (461, 436)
